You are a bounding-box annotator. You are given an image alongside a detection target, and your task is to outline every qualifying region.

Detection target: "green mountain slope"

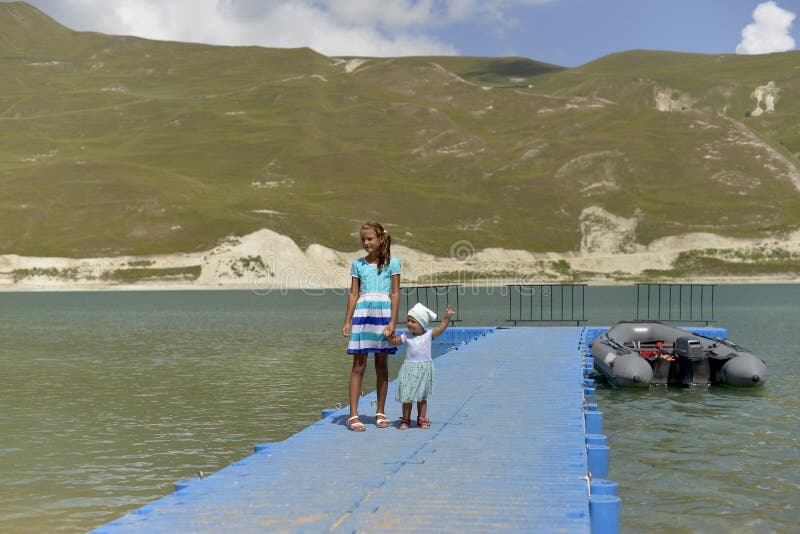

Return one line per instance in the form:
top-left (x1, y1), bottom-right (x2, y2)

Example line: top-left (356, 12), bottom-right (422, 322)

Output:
top-left (1, 2), bottom-right (799, 259)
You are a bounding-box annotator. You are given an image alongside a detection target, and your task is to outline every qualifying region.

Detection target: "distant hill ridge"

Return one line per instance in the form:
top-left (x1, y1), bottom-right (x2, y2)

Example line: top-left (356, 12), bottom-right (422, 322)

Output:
top-left (1, 2), bottom-right (799, 281)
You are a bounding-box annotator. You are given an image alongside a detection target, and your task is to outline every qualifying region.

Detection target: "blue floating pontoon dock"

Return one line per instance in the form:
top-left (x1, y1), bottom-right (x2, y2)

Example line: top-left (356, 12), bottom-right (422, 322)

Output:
top-left (93, 327), bottom-right (620, 533)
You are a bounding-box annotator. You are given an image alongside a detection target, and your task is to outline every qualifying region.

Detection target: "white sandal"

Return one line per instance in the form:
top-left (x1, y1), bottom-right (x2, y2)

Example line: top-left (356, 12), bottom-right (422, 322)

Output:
top-left (347, 415), bottom-right (366, 432)
top-left (375, 413), bottom-right (390, 428)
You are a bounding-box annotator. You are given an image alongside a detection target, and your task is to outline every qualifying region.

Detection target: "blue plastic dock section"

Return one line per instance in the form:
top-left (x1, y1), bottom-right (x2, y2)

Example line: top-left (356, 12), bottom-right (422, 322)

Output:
top-left (93, 327), bottom-right (605, 533)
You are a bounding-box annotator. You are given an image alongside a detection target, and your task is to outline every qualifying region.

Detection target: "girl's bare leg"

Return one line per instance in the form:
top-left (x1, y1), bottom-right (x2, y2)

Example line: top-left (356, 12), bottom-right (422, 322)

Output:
top-left (417, 401), bottom-right (430, 428)
top-left (417, 400), bottom-right (427, 420)
top-left (349, 354), bottom-right (367, 418)
top-left (400, 402), bottom-right (412, 429)
top-left (374, 352), bottom-right (389, 416)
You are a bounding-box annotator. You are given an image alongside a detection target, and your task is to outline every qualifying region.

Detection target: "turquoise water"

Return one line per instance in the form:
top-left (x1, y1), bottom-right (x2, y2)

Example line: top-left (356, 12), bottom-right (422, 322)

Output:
top-left (0, 286), bottom-right (797, 532)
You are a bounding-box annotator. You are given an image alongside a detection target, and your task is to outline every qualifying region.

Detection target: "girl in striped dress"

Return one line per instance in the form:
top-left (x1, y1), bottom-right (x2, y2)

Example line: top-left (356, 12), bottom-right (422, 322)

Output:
top-left (341, 221), bottom-right (400, 432)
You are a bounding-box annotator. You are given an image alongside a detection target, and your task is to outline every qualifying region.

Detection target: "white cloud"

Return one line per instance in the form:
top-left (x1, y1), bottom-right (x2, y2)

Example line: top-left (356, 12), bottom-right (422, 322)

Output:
top-left (27, 0), bottom-right (554, 57)
top-left (736, 1), bottom-right (796, 55)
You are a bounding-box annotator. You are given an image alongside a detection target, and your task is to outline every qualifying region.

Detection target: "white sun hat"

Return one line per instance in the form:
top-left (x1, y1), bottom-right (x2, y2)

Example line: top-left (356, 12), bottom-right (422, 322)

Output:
top-left (407, 302), bottom-right (437, 328)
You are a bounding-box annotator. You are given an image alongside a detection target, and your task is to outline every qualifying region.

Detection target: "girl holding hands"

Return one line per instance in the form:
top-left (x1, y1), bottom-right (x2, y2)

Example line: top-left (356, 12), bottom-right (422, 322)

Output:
top-left (342, 220), bottom-right (400, 431)
top-left (385, 303), bottom-right (454, 429)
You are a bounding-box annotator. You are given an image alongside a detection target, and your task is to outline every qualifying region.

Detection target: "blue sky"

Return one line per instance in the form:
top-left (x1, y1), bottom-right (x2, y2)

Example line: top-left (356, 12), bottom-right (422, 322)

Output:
top-left (17, 0), bottom-right (799, 67)
top-left (444, 0), bottom-right (799, 66)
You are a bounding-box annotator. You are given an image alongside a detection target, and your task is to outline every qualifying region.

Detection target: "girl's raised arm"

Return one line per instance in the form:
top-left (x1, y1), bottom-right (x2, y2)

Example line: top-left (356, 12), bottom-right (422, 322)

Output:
top-left (432, 305), bottom-right (455, 340)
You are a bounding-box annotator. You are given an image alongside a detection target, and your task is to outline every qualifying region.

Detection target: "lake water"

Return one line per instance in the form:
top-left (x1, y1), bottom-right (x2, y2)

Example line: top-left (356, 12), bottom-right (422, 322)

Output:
top-left (0, 285), bottom-right (797, 533)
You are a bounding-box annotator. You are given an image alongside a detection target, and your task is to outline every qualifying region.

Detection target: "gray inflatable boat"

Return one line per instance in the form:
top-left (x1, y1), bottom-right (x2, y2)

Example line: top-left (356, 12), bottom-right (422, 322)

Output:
top-left (590, 321), bottom-right (767, 388)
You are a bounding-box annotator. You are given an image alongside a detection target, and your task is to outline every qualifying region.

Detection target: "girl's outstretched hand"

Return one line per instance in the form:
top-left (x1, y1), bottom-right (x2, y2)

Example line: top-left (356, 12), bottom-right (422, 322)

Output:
top-left (431, 305), bottom-right (454, 341)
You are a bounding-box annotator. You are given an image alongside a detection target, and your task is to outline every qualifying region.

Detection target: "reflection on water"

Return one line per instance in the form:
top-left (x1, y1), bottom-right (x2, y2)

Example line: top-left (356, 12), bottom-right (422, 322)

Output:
top-left (601, 384), bottom-right (798, 533)
top-left (597, 286), bottom-right (800, 534)
top-left (0, 286), bottom-right (798, 532)
top-left (1, 291), bottom-right (353, 532)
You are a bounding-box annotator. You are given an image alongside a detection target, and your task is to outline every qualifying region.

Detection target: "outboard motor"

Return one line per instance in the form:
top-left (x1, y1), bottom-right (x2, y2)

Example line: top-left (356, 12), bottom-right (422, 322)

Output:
top-left (675, 336), bottom-right (710, 386)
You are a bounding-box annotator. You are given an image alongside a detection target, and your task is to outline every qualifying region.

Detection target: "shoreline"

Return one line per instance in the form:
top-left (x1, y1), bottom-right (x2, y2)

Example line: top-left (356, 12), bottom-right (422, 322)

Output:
top-left (1, 226), bottom-right (799, 292)
top-left (1, 275), bottom-right (798, 293)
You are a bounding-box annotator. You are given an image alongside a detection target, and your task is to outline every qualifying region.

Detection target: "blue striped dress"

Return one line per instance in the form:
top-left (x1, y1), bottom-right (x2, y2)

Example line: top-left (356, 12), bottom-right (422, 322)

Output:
top-left (347, 257), bottom-right (401, 355)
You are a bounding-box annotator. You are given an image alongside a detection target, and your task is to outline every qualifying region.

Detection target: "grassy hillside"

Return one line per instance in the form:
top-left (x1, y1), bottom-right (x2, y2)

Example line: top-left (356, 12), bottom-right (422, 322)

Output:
top-left (536, 49), bottom-right (800, 154)
top-left (1, 2), bottom-right (799, 258)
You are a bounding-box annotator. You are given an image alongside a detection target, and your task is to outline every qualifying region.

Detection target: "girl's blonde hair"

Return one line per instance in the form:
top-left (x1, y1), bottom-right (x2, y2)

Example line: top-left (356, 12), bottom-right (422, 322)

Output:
top-left (361, 220), bottom-right (391, 273)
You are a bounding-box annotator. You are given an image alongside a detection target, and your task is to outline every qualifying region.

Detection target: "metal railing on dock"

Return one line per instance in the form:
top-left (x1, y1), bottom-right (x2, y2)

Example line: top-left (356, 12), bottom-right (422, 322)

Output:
top-left (506, 284), bottom-right (586, 325)
top-left (402, 284), bottom-right (461, 323)
top-left (635, 283), bottom-right (715, 324)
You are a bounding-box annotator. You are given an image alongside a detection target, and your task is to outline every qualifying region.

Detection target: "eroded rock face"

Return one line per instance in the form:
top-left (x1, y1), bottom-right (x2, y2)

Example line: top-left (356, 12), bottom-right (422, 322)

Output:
top-left (750, 81), bottom-right (778, 117)
top-left (579, 206), bottom-right (642, 255)
top-left (654, 87), bottom-right (696, 112)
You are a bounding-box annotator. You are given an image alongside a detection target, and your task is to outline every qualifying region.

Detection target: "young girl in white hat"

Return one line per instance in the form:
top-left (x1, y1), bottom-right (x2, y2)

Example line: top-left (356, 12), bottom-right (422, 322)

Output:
top-left (385, 303), bottom-right (454, 429)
